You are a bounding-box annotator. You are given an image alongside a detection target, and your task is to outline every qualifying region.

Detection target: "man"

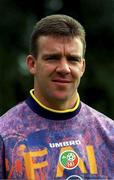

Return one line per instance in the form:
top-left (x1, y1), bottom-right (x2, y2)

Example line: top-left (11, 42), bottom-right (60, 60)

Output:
top-left (0, 14), bottom-right (114, 180)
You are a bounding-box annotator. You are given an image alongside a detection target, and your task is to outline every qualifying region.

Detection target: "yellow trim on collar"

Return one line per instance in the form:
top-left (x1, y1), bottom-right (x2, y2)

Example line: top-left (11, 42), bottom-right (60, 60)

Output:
top-left (30, 89), bottom-right (80, 113)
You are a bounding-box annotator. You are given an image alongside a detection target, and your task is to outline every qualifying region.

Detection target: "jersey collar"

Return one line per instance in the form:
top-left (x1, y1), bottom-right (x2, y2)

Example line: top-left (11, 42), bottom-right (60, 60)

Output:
top-left (26, 89), bottom-right (81, 120)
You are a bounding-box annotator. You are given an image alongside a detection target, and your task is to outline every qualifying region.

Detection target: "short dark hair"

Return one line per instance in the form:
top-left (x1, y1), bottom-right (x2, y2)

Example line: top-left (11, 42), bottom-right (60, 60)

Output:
top-left (30, 14), bottom-right (86, 58)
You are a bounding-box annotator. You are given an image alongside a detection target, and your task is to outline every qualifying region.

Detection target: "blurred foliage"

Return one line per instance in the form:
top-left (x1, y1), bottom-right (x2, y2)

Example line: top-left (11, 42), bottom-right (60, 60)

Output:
top-left (0, 0), bottom-right (114, 119)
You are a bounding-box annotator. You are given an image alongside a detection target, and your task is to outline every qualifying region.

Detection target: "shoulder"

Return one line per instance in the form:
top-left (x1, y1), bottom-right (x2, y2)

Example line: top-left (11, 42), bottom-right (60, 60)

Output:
top-left (0, 101), bottom-right (28, 135)
top-left (80, 101), bottom-right (114, 129)
top-left (0, 100), bottom-right (27, 119)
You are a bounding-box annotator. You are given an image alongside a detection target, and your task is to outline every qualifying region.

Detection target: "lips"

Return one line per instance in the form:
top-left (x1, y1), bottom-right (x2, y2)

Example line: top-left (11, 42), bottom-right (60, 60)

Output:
top-left (52, 79), bottom-right (72, 83)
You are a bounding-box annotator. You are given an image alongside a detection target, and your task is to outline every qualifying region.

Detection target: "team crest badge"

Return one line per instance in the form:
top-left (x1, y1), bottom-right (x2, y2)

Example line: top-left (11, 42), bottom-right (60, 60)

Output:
top-left (59, 150), bottom-right (79, 170)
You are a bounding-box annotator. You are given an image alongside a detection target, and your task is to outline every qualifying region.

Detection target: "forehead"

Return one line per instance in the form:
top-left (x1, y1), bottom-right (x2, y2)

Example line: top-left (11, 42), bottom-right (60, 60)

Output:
top-left (37, 36), bottom-right (83, 55)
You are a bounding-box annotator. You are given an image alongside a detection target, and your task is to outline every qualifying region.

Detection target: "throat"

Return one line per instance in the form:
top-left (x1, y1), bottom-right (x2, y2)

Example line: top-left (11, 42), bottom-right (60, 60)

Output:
top-left (33, 89), bottom-right (78, 111)
top-left (46, 98), bottom-right (76, 111)
top-left (30, 89), bottom-right (80, 113)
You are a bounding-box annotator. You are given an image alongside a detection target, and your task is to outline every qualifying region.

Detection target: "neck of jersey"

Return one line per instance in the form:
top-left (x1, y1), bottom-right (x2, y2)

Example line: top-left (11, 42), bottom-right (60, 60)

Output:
top-left (25, 89), bottom-right (81, 120)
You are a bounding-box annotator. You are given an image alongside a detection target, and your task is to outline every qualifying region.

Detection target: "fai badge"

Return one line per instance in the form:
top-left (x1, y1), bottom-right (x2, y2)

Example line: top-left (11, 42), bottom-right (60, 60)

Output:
top-left (59, 150), bottom-right (79, 170)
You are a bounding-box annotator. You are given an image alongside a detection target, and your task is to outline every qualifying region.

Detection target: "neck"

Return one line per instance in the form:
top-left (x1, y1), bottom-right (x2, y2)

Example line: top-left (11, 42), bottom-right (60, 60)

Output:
top-left (30, 89), bottom-right (79, 112)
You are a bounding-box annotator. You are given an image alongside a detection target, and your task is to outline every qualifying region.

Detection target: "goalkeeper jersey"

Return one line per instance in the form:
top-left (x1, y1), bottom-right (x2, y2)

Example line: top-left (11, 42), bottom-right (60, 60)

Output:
top-left (0, 91), bottom-right (114, 179)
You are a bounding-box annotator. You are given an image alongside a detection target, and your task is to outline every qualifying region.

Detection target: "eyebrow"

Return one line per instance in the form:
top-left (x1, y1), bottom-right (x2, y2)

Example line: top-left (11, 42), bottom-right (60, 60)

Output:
top-left (43, 53), bottom-right (61, 59)
top-left (42, 53), bottom-right (82, 59)
top-left (66, 54), bottom-right (82, 59)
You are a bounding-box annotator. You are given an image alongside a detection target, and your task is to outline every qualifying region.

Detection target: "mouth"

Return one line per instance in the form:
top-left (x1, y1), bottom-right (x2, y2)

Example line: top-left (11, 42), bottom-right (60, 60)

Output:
top-left (52, 79), bottom-right (72, 83)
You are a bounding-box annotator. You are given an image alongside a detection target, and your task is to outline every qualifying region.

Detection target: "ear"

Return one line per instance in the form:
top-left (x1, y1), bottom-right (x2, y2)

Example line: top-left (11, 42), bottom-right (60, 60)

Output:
top-left (26, 55), bottom-right (36, 75)
top-left (81, 58), bottom-right (86, 77)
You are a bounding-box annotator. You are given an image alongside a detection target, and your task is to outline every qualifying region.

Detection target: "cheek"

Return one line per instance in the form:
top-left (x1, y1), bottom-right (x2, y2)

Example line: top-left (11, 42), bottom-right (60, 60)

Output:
top-left (36, 64), bottom-right (54, 79)
top-left (35, 63), bottom-right (45, 75)
top-left (43, 64), bottom-right (56, 76)
top-left (72, 66), bottom-right (83, 78)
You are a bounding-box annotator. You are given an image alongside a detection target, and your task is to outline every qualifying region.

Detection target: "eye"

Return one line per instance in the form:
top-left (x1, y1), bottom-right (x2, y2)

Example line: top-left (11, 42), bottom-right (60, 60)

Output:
top-left (44, 55), bottom-right (60, 61)
top-left (68, 56), bottom-right (82, 62)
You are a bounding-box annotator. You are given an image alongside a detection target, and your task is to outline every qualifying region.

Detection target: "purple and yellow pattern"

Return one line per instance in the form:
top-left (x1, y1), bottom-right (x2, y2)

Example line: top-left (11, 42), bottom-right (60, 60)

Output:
top-left (0, 91), bottom-right (114, 179)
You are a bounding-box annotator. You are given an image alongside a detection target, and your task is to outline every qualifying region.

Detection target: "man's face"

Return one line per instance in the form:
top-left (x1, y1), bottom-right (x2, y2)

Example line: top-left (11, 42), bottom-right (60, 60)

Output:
top-left (27, 36), bottom-right (85, 107)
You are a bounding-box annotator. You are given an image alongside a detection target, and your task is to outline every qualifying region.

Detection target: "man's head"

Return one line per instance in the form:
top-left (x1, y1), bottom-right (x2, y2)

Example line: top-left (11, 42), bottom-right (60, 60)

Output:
top-left (30, 14), bottom-right (86, 58)
top-left (27, 14), bottom-right (86, 110)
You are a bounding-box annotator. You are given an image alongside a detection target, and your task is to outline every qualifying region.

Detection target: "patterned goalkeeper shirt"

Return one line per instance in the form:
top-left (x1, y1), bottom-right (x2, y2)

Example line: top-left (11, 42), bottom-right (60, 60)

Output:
top-left (0, 90), bottom-right (114, 179)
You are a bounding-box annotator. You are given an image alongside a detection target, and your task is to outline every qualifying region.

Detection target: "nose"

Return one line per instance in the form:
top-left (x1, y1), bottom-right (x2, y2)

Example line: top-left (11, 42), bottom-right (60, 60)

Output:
top-left (56, 58), bottom-right (71, 75)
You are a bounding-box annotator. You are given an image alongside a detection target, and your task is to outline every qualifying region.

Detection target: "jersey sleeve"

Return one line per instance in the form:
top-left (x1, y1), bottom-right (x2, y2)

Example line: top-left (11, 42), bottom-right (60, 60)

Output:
top-left (0, 135), bottom-right (6, 178)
